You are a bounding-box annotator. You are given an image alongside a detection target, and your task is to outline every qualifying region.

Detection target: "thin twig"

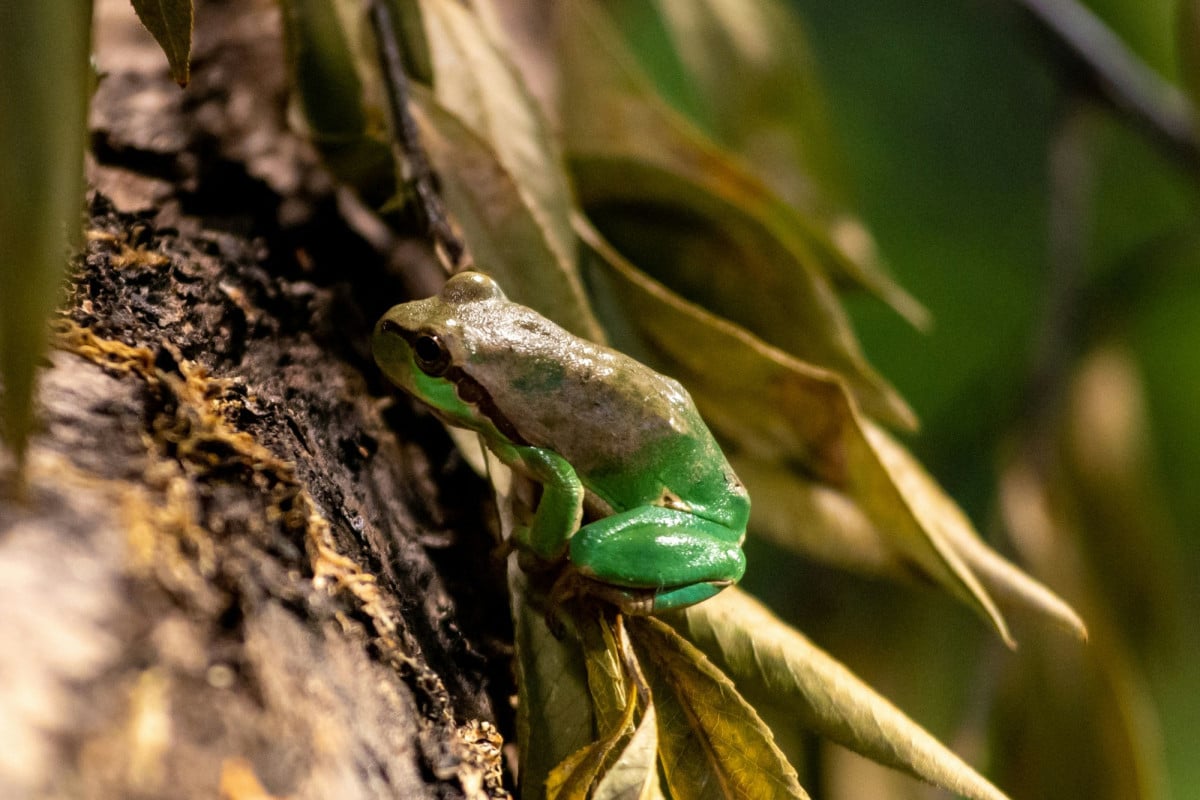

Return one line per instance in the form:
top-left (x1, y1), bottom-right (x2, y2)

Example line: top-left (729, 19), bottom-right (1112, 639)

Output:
top-left (367, 0), bottom-right (467, 271)
top-left (1014, 0), bottom-right (1200, 177)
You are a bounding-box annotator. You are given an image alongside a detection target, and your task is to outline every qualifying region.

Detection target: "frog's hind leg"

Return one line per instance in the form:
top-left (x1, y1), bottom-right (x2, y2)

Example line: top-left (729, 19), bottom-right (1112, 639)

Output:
top-left (567, 506), bottom-right (744, 612)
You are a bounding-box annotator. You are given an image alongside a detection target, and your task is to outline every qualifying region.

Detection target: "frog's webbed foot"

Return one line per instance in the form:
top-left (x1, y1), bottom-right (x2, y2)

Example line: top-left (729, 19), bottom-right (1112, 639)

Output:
top-left (548, 569), bottom-right (657, 617)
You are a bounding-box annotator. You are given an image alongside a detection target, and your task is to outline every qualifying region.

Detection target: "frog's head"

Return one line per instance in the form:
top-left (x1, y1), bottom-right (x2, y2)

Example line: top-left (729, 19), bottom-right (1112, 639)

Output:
top-left (372, 271), bottom-right (507, 428)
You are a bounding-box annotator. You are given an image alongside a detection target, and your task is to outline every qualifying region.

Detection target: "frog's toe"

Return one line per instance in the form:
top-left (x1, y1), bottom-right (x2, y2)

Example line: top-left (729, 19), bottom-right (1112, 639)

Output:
top-left (650, 581), bottom-right (731, 613)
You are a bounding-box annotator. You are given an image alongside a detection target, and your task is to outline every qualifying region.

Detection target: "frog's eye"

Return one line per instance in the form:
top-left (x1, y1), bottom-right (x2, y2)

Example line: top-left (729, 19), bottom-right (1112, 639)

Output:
top-left (413, 333), bottom-right (451, 377)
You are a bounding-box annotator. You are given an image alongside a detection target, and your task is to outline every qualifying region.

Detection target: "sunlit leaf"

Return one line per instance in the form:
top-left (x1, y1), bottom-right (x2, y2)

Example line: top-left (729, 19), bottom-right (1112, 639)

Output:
top-left (673, 588), bottom-right (1011, 800)
top-left (130, 0), bottom-right (193, 86)
top-left (510, 564), bottom-right (595, 800)
top-left (411, 92), bottom-right (603, 340)
top-left (592, 703), bottom-right (664, 800)
top-left (628, 617), bottom-right (809, 800)
top-left (557, 0), bottom-right (918, 428)
top-left (577, 611), bottom-right (632, 736)
top-left (868, 423), bottom-right (1085, 641)
top-left (0, 0), bottom-right (91, 464)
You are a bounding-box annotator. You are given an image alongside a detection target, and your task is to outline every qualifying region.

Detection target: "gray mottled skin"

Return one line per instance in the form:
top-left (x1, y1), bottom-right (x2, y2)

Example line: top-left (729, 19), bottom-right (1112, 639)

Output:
top-left (377, 273), bottom-right (745, 523)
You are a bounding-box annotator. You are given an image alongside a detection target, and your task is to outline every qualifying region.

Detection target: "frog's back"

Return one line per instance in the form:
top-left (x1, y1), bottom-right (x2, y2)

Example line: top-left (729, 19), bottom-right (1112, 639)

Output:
top-left (458, 303), bottom-right (747, 528)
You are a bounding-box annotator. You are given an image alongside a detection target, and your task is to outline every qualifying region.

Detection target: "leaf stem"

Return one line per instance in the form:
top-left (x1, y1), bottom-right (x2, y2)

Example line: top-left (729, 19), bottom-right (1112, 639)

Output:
top-left (1014, 0), bottom-right (1200, 178)
top-left (367, 0), bottom-right (467, 270)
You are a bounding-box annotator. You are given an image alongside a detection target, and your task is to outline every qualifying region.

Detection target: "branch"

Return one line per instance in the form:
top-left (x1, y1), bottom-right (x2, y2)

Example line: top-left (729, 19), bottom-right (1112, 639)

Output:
top-left (368, 0), bottom-right (468, 270)
top-left (1015, 0), bottom-right (1200, 176)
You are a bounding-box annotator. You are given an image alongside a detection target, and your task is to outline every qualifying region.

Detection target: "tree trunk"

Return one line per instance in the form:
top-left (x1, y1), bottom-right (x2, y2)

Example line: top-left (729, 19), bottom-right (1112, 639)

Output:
top-left (0, 1), bottom-right (512, 797)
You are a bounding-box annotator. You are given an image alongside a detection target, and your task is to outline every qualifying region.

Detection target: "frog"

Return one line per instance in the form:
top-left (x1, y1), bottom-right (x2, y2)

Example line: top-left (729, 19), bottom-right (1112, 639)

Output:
top-left (372, 271), bottom-right (748, 613)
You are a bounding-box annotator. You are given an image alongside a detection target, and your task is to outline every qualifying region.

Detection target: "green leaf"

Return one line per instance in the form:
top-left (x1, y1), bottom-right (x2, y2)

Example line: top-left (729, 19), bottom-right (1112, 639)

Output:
top-left (673, 588), bottom-right (1012, 800)
top-left (510, 563), bottom-right (595, 800)
top-left (646, 0), bottom-right (840, 208)
top-left (279, 0), bottom-right (394, 203)
top-left (592, 703), bottom-right (664, 800)
top-left (557, 0), bottom-right (918, 428)
top-left (0, 0), bottom-right (91, 464)
top-left (411, 92), bottom-right (604, 341)
top-left (628, 617), bottom-right (809, 800)
top-left (129, 0), bottom-right (193, 87)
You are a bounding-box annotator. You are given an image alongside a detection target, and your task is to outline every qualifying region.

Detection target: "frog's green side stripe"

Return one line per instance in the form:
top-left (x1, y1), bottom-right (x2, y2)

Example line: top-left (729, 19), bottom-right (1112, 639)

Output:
top-left (380, 319), bottom-right (528, 446)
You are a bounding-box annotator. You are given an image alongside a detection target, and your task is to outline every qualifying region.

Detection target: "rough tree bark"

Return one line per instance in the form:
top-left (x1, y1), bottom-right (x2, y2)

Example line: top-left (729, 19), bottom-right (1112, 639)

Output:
top-left (0, 1), bottom-right (514, 797)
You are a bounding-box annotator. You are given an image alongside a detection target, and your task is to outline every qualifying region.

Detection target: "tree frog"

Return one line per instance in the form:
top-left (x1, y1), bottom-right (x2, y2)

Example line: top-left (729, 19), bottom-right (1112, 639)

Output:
top-left (373, 271), bottom-right (748, 613)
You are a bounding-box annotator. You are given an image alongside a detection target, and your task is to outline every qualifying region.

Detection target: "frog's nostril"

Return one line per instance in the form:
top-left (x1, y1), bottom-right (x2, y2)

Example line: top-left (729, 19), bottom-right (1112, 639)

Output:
top-left (380, 319), bottom-right (403, 336)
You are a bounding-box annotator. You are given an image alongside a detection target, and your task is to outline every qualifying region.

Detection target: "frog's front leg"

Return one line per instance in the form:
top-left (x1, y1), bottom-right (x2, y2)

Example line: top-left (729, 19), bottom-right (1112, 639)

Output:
top-left (567, 507), bottom-right (746, 613)
top-left (505, 445), bottom-right (584, 562)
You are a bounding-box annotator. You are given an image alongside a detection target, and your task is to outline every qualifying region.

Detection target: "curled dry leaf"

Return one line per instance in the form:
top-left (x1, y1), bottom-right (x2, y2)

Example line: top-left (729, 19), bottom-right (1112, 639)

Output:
top-left (556, 0), bottom-right (917, 428)
top-left (629, 617), bottom-right (809, 800)
top-left (579, 219), bottom-right (1087, 643)
top-left (545, 686), bottom-right (637, 800)
top-left (591, 703), bottom-right (663, 800)
top-left (673, 588), bottom-right (1012, 800)
top-left (577, 610), bottom-right (632, 736)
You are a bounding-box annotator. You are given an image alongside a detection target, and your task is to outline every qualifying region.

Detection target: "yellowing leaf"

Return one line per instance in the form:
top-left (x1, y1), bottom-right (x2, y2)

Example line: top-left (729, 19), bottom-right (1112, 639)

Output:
top-left (628, 617), bottom-right (809, 800)
top-left (130, 0), bottom-right (193, 86)
top-left (510, 564), bottom-right (595, 800)
top-left (557, 0), bottom-right (917, 428)
top-left (412, 93), bottom-right (604, 341)
top-left (673, 588), bottom-right (1011, 800)
top-left (867, 423), bottom-right (1086, 641)
top-left (422, 0), bottom-right (573, 268)
top-left (577, 611), bottom-right (632, 736)
top-left (592, 703), bottom-right (664, 800)
top-left (546, 685), bottom-right (637, 800)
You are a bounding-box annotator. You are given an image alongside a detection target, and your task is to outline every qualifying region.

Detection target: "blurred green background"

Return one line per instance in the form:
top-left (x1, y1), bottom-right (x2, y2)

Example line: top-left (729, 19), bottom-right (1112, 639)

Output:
top-left (795, 0), bottom-right (1198, 797)
top-left (614, 0), bottom-right (1200, 796)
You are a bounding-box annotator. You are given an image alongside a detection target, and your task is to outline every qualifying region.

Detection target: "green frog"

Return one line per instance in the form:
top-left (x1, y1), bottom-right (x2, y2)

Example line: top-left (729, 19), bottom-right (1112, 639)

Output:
top-left (373, 271), bottom-right (748, 612)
